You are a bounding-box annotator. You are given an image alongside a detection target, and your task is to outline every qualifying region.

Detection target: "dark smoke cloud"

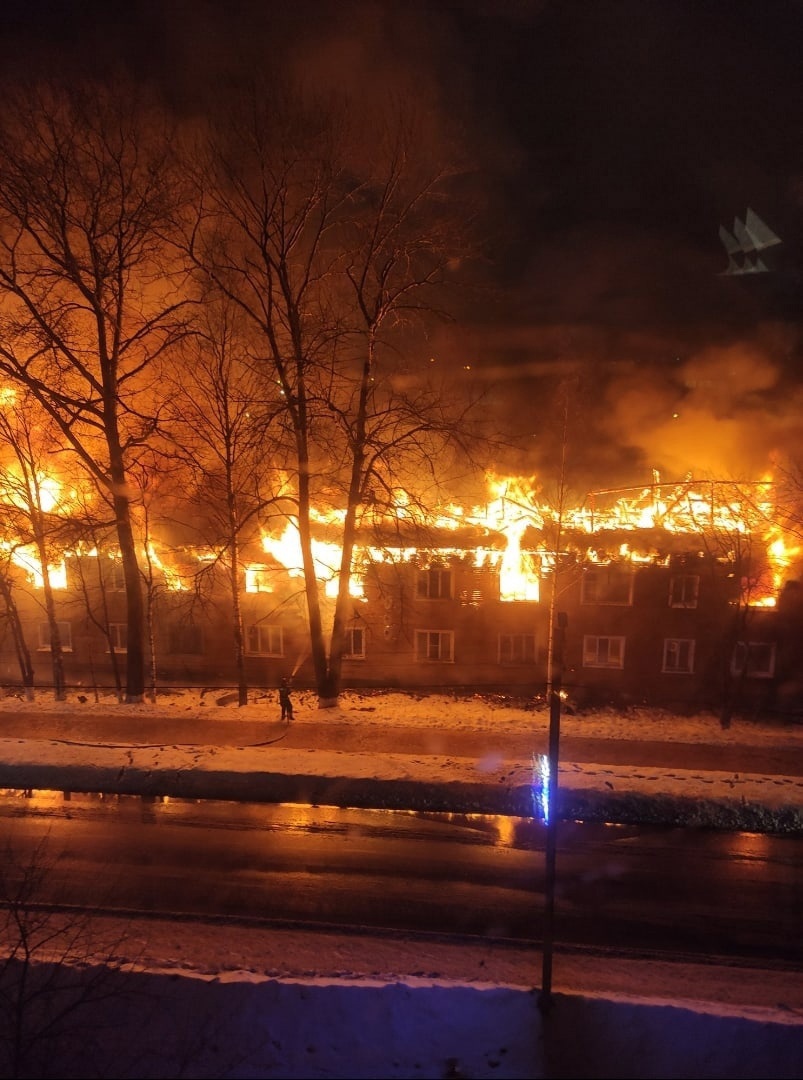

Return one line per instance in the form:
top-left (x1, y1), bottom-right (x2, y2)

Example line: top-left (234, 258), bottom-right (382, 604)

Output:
top-left (3, 0), bottom-right (803, 493)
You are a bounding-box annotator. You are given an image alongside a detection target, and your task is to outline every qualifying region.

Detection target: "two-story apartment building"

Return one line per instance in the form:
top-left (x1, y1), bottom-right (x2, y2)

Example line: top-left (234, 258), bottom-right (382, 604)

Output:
top-left (0, 520), bottom-right (800, 717)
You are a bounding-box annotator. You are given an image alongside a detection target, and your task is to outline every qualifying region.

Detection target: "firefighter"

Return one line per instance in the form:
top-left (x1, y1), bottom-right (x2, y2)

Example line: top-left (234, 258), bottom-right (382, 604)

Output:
top-left (279, 676), bottom-right (294, 723)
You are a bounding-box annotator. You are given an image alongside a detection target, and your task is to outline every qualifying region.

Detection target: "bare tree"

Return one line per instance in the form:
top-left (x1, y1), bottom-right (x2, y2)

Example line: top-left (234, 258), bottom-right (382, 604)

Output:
top-left (0, 554), bottom-right (35, 699)
top-left (65, 495), bottom-right (129, 701)
top-left (0, 391), bottom-right (80, 699)
top-left (183, 85), bottom-right (492, 706)
top-left (672, 480), bottom-right (774, 728)
top-left (162, 298), bottom-right (286, 705)
top-left (764, 456), bottom-right (803, 568)
top-left (0, 76), bottom-right (193, 702)
top-left (128, 452), bottom-right (181, 704)
top-left (317, 108), bottom-right (492, 703)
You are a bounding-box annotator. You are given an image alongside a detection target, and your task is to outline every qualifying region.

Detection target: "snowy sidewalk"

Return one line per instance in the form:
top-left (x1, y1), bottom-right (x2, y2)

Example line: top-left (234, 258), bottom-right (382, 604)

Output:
top-left (0, 733), bottom-right (801, 828)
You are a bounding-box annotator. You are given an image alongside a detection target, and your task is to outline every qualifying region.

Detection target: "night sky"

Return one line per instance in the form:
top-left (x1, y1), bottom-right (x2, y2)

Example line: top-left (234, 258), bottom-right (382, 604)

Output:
top-left (3, 0), bottom-right (803, 492)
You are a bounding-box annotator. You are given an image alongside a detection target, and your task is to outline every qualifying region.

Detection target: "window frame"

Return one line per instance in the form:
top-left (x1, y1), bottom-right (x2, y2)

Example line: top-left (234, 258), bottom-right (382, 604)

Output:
top-left (246, 623), bottom-right (284, 657)
top-left (582, 634), bottom-right (625, 669)
top-left (669, 574), bottom-right (700, 609)
top-left (416, 566), bottom-right (453, 601)
top-left (580, 567), bottom-right (634, 606)
top-left (414, 629), bottom-right (455, 662)
top-left (107, 622), bottom-right (128, 653)
top-left (731, 641), bottom-right (776, 679)
top-left (343, 626), bottom-right (366, 659)
top-left (244, 566), bottom-right (274, 594)
top-left (37, 621), bottom-right (73, 652)
top-left (498, 633), bottom-right (536, 665)
top-left (106, 561), bottom-right (126, 593)
top-left (662, 637), bottom-right (695, 674)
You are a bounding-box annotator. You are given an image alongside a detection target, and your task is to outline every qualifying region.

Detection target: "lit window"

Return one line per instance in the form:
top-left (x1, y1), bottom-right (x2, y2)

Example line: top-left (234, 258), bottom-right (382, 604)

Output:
top-left (416, 567), bottom-right (452, 600)
top-left (37, 621), bottom-right (73, 652)
top-left (663, 638), bottom-right (695, 674)
top-left (108, 623), bottom-right (128, 653)
top-left (343, 627), bottom-right (365, 659)
top-left (732, 641), bottom-right (775, 679)
top-left (582, 635), bottom-right (625, 668)
top-left (246, 623), bottom-right (284, 657)
top-left (415, 630), bottom-right (454, 662)
top-left (581, 568), bottom-right (634, 605)
top-left (244, 567), bottom-right (274, 593)
top-left (669, 575), bottom-right (699, 609)
top-left (498, 633), bottom-right (536, 664)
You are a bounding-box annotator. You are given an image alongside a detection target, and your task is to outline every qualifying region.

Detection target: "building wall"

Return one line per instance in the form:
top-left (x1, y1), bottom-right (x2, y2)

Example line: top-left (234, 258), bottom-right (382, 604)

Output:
top-left (0, 547), bottom-right (798, 715)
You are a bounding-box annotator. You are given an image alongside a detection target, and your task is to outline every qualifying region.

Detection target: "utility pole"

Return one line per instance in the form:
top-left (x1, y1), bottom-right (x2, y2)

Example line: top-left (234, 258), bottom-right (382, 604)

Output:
top-left (539, 611), bottom-right (567, 1014)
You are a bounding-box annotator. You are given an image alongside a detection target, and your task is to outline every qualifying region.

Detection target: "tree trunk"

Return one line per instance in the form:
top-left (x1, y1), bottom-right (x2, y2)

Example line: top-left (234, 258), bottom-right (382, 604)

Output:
top-left (113, 490), bottom-right (146, 703)
top-left (229, 545), bottom-right (249, 707)
top-left (0, 573), bottom-right (34, 697)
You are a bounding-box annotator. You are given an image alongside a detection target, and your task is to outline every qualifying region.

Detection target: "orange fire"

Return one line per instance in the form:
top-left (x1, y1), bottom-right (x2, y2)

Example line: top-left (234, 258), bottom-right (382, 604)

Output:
top-left (255, 471), bottom-right (798, 608)
top-left (0, 456), bottom-right (797, 610)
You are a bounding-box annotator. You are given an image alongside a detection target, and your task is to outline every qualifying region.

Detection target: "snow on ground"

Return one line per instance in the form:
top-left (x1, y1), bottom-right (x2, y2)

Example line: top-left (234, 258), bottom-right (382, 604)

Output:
top-left (0, 687), bottom-right (802, 1077)
top-left (1, 686), bottom-right (802, 813)
top-left (4, 682), bottom-right (801, 744)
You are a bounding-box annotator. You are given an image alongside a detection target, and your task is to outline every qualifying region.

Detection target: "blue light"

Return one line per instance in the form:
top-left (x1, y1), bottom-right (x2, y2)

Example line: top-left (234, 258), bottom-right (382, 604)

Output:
top-left (533, 752), bottom-right (551, 824)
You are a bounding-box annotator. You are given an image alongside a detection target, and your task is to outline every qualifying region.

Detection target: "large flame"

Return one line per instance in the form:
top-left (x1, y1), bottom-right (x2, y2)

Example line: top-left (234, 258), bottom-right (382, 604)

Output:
top-left (0, 454), bottom-right (796, 610)
top-left (254, 471), bottom-right (797, 608)
top-left (262, 521), bottom-right (364, 599)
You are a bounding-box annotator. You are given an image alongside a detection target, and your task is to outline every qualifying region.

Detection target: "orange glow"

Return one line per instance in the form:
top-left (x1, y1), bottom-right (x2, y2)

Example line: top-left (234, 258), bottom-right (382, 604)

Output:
top-left (764, 528), bottom-right (801, 601)
top-left (146, 545), bottom-right (190, 591)
top-left (0, 459), bottom-right (795, 611)
top-left (3, 544), bottom-right (67, 589)
top-left (257, 472), bottom-right (792, 608)
top-left (261, 522), bottom-right (364, 598)
top-left (0, 468), bottom-right (66, 514)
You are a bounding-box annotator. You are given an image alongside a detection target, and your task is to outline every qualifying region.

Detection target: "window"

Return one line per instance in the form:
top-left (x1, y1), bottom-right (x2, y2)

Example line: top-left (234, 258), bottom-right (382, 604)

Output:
top-left (106, 561), bottom-right (126, 592)
top-left (663, 638), bottom-right (695, 674)
top-left (343, 627), bottom-right (365, 659)
top-left (498, 633), bottom-right (536, 665)
top-left (244, 567), bottom-right (274, 593)
top-left (416, 567), bottom-right (452, 600)
top-left (582, 635), bottom-right (625, 668)
top-left (246, 623), bottom-right (284, 657)
top-left (415, 629), bottom-right (454, 662)
top-left (167, 622), bottom-right (203, 655)
top-left (732, 641), bottom-right (776, 679)
top-left (669, 574), bottom-right (699, 609)
top-left (37, 621), bottom-right (73, 652)
top-left (581, 567), bottom-right (634, 605)
top-left (459, 569), bottom-right (500, 605)
top-left (108, 623), bottom-right (128, 652)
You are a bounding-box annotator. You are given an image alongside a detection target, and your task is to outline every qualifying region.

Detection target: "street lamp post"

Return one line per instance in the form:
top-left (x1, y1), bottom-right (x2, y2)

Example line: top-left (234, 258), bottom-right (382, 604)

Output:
top-left (539, 611), bottom-right (567, 1013)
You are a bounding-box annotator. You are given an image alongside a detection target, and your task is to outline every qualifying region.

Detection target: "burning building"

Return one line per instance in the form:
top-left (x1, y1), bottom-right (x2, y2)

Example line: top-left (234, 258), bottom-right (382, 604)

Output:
top-left (0, 471), bottom-right (801, 718)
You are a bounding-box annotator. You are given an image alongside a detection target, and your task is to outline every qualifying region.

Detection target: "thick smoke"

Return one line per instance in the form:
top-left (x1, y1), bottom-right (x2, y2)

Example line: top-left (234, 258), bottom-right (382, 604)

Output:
top-left (2, 0), bottom-right (803, 498)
